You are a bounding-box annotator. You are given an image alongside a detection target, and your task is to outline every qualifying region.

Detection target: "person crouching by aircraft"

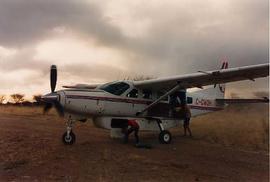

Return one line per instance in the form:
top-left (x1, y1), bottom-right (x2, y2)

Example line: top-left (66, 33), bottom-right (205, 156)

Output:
top-left (182, 104), bottom-right (192, 137)
top-left (123, 119), bottom-right (140, 144)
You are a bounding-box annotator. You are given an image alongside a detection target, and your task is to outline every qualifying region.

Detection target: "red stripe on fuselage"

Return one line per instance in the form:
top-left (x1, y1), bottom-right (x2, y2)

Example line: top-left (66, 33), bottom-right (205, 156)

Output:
top-left (66, 95), bottom-right (224, 111)
top-left (66, 95), bottom-right (151, 105)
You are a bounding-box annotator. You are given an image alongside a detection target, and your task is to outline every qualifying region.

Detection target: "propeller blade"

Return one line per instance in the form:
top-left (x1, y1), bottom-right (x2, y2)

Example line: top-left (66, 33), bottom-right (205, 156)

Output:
top-left (43, 103), bottom-right (53, 114)
top-left (50, 65), bottom-right (57, 93)
top-left (54, 101), bottom-right (64, 117)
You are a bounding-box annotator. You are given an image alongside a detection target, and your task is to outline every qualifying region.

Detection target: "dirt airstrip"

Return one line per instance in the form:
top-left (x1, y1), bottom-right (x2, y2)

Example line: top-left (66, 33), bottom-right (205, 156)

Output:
top-left (0, 105), bottom-right (269, 182)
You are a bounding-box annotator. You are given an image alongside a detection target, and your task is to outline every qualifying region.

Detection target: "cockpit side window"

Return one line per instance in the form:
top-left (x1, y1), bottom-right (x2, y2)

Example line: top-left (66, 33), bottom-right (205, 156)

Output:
top-left (143, 89), bottom-right (152, 99)
top-left (127, 89), bottom-right (138, 98)
top-left (100, 82), bottom-right (130, 95)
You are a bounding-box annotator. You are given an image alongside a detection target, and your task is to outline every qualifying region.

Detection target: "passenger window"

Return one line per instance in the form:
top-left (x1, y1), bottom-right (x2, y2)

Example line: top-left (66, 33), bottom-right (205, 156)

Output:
top-left (127, 89), bottom-right (138, 98)
top-left (187, 97), bottom-right (193, 104)
top-left (143, 90), bottom-right (152, 99)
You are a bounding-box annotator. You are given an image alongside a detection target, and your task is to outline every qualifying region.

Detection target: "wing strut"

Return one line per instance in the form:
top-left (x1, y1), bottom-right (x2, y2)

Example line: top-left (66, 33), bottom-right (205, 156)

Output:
top-left (136, 83), bottom-right (182, 116)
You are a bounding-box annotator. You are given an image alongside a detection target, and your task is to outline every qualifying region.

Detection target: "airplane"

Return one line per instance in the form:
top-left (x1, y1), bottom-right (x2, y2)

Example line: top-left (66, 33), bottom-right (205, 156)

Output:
top-left (41, 62), bottom-right (269, 145)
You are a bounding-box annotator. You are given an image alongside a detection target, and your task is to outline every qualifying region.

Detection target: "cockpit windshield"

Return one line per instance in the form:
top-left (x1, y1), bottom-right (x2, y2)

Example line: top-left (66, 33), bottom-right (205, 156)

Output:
top-left (99, 82), bottom-right (130, 96)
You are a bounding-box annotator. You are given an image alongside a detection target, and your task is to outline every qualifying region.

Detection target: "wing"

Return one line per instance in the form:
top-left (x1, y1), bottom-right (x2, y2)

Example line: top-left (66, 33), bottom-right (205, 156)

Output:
top-left (63, 83), bottom-right (101, 89)
top-left (134, 63), bottom-right (269, 90)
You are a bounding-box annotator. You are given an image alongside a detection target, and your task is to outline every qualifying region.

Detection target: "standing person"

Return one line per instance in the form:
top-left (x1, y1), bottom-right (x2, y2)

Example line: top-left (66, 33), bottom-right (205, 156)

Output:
top-left (123, 119), bottom-right (140, 144)
top-left (183, 104), bottom-right (192, 137)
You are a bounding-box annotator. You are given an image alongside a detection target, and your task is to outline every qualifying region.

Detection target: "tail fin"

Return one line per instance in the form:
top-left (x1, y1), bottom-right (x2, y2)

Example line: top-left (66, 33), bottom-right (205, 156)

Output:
top-left (221, 60), bottom-right (228, 69)
top-left (214, 58), bottom-right (228, 98)
top-left (193, 60), bottom-right (228, 100)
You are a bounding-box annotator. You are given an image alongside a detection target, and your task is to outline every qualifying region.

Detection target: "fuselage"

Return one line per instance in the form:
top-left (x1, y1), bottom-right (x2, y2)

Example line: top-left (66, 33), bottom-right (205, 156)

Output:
top-left (41, 63), bottom-right (269, 144)
top-left (56, 81), bottom-right (225, 120)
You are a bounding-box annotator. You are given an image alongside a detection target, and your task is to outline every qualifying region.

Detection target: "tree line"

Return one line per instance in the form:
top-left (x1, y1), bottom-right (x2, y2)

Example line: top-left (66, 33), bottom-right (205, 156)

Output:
top-left (0, 91), bottom-right (268, 106)
top-left (0, 94), bottom-right (43, 106)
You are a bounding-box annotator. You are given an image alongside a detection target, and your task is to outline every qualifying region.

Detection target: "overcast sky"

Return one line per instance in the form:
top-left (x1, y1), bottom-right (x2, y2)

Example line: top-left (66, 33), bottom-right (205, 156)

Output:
top-left (0, 0), bottom-right (268, 100)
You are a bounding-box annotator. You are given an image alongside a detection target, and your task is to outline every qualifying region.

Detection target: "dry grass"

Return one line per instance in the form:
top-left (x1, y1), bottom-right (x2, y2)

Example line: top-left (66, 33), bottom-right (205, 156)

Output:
top-left (0, 104), bottom-right (269, 151)
top-left (191, 103), bottom-right (269, 151)
top-left (0, 105), bottom-right (57, 116)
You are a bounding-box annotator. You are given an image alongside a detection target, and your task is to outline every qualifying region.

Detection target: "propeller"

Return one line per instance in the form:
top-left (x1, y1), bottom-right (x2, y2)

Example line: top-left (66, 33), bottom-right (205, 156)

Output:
top-left (50, 65), bottom-right (57, 93)
top-left (54, 101), bottom-right (64, 117)
top-left (42, 65), bottom-right (64, 117)
top-left (43, 103), bottom-right (53, 113)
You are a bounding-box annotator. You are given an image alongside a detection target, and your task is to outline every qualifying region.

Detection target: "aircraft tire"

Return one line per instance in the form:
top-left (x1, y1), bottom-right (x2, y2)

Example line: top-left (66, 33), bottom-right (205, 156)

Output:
top-left (159, 130), bottom-right (172, 144)
top-left (62, 131), bottom-right (76, 145)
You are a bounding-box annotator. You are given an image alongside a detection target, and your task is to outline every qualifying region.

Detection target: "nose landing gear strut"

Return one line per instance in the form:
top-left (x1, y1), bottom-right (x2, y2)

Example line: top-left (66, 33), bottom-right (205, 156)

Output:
top-left (62, 118), bottom-right (76, 145)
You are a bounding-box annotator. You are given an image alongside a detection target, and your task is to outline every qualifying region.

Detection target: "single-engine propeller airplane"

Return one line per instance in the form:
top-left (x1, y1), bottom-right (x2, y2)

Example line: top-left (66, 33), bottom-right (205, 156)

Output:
top-left (41, 62), bottom-right (269, 145)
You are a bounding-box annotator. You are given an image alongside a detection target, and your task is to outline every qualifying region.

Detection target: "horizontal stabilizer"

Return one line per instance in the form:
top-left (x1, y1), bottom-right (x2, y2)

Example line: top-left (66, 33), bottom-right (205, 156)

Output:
top-left (216, 97), bottom-right (269, 104)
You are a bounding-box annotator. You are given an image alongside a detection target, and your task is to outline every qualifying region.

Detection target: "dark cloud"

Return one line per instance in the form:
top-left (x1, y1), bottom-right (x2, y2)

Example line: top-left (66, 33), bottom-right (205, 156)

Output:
top-left (123, 0), bottom-right (268, 75)
top-left (60, 63), bottom-right (129, 83)
top-left (0, 0), bottom-right (268, 97)
top-left (0, 0), bottom-right (267, 72)
top-left (0, 47), bottom-right (50, 74)
top-left (0, 0), bottom-right (126, 47)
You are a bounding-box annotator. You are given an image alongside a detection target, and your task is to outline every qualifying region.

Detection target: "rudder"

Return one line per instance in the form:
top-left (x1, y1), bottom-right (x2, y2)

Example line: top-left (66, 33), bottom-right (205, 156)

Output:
top-left (214, 59), bottom-right (229, 98)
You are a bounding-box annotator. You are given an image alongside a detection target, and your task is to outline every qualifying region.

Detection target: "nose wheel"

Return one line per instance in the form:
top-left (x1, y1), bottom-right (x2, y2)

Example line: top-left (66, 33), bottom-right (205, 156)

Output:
top-left (62, 130), bottom-right (76, 145)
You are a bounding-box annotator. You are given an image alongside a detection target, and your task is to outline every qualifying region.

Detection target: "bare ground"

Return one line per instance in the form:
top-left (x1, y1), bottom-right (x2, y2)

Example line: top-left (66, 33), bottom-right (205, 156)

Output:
top-left (0, 105), bottom-right (269, 182)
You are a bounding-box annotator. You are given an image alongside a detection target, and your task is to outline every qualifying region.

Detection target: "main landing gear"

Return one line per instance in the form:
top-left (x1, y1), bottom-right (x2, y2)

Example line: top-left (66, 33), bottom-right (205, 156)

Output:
top-left (62, 118), bottom-right (76, 145)
top-left (155, 118), bottom-right (172, 144)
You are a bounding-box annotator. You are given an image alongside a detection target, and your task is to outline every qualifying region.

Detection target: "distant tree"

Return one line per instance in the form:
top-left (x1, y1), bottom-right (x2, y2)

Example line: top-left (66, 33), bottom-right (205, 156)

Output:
top-left (10, 94), bottom-right (25, 104)
top-left (0, 95), bottom-right (5, 104)
top-left (253, 91), bottom-right (269, 98)
top-left (5, 102), bottom-right (12, 105)
top-left (33, 94), bottom-right (42, 105)
top-left (22, 101), bottom-right (33, 106)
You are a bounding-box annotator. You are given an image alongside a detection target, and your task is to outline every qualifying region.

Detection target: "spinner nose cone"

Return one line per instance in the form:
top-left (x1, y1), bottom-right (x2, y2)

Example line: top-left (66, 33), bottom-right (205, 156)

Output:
top-left (42, 92), bottom-right (64, 117)
top-left (41, 93), bottom-right (60, 103)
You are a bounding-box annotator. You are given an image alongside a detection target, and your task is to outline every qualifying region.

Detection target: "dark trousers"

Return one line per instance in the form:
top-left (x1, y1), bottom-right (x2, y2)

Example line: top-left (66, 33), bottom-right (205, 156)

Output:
top-left (183, 117), bottom-right (190, 127)
top-left (183, 117), bottom-right (192, 136)
top-left (124, 127), bottom-right (139, 144)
